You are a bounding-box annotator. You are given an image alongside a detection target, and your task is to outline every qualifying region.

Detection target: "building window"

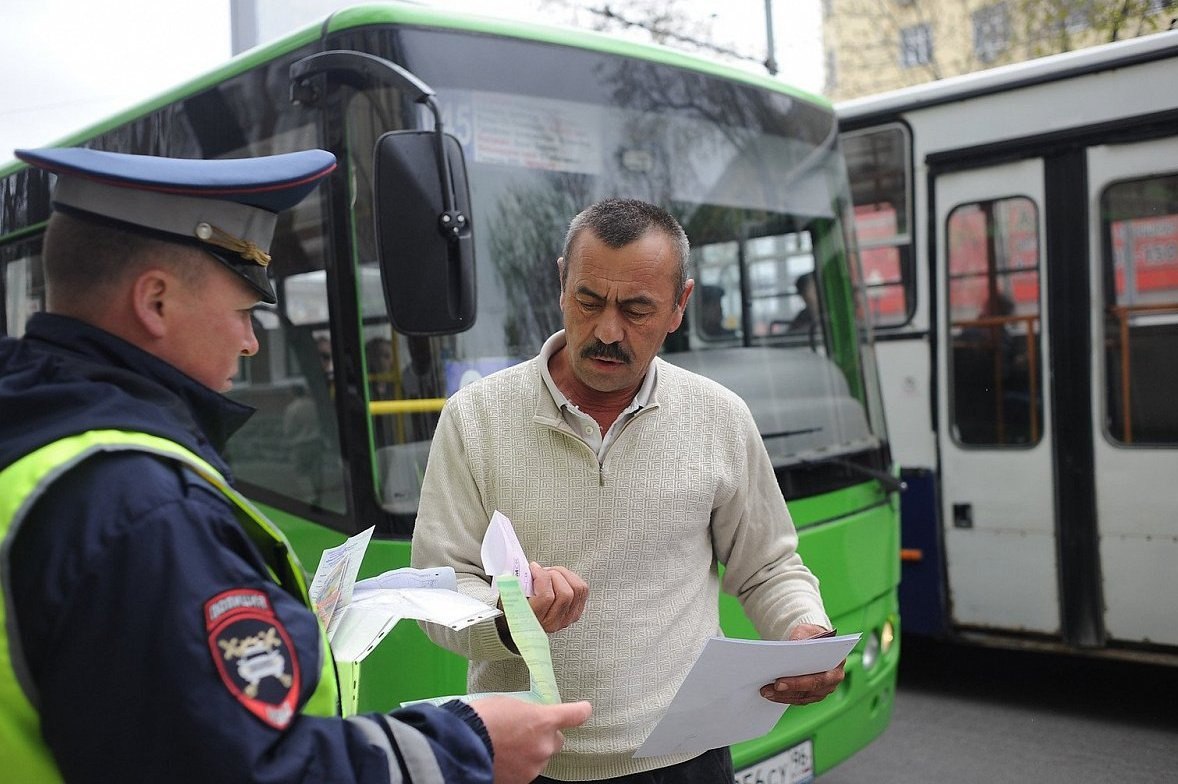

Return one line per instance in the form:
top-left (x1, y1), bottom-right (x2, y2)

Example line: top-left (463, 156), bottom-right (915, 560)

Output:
top-left (900, 24), bottom-right (933, 68)
top-left (1063, 2), bottom-right (1092, 31)
top-left (973, 3), bottom-right (1010, 64)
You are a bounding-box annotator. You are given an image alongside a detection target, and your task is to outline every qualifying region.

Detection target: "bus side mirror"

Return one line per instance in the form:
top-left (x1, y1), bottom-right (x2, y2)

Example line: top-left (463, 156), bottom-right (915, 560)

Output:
top-left (289, 50), bottom-right (477, 336)
top-left (374, 130), bottom-right (476, 335)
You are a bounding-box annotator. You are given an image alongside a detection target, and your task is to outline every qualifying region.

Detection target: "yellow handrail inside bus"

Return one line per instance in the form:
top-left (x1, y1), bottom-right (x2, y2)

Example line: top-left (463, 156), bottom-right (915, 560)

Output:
top-left (369, 398), bottom-right (446, 416)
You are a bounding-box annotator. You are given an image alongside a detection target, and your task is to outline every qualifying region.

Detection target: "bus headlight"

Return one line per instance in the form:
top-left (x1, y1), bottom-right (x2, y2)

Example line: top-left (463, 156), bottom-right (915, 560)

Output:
top-left (860, 618), bottom-right (896, 670)
top-left (861, 630), bottom-right (880, 670)
top-left (881, 618), bottom-right (896, 655)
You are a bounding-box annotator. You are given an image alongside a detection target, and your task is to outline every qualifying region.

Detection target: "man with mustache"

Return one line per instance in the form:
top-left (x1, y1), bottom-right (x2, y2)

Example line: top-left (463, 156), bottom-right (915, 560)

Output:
top-left (412, 198), bottom-right (842, 783)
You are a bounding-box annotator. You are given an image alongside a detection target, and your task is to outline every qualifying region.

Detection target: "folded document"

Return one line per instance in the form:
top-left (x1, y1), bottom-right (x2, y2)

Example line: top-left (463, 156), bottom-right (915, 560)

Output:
top-left (308, 526), bottom-right (499, 663)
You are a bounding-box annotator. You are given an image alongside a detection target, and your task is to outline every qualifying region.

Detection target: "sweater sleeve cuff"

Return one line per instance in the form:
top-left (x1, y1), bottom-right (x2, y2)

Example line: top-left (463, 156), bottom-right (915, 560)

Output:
top-left (790, 612), bottom-right (834, 635)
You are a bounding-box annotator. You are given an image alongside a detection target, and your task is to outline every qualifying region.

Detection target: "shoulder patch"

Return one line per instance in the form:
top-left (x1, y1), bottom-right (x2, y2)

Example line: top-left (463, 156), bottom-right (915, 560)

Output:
top-left (204, 588), bottom-right (300, 730)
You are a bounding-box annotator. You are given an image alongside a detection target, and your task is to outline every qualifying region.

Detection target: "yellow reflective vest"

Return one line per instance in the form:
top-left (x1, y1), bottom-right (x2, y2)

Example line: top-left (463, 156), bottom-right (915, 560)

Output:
top-left (0, 430), bottom-right (340, 782)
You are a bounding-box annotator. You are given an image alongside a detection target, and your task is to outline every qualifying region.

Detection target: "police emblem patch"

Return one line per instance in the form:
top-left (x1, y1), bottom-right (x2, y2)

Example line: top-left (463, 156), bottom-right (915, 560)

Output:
top-left (205, 588), bottom-right (300, 730)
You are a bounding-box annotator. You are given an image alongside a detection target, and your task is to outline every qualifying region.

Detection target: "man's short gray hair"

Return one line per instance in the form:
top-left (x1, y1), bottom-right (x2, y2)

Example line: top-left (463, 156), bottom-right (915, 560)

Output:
top-left (560, 198), bottom-right (691, 298)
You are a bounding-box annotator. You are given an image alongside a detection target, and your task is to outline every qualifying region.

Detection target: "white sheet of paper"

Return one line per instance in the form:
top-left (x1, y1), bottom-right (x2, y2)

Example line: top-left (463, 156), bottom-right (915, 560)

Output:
top-left (633, 633), bottom-right (861, 758)
top-left (353, 566), bottom-right (458, 595)
top-left (331, 587), bottom-right (500, 663)
top-left (399, 576), bottom-right (556, 708)
top-left (480, 510), bottom-right (534, 597)
top-left (329, 604), bottom-right (405, 664)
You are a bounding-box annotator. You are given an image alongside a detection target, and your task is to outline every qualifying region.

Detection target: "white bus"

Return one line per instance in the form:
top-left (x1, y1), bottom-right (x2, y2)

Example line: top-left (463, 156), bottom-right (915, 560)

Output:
top-left (838, 30), bottom-right (1178, 664)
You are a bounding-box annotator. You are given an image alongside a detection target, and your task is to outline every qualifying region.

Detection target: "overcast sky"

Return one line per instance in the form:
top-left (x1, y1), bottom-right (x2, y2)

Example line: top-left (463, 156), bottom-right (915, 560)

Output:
top-left (0, 0), bottom-right (824, 161)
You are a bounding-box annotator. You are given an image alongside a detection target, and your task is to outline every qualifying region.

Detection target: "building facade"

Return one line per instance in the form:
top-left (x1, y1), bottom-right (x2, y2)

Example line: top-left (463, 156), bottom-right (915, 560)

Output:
top-left (823, 0), bottom-right (1178, 100)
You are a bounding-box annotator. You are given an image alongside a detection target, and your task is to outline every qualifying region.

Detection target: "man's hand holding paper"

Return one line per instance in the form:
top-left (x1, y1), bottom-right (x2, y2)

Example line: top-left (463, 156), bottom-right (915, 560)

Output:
top-left (483, 510), bottom-right (588, 637)
top-left (526, 561), bottom-right (589, 634)
top-left (634, 632), bottom-right (861, 759)
top-left (759, 624), bottom-right (847, 705)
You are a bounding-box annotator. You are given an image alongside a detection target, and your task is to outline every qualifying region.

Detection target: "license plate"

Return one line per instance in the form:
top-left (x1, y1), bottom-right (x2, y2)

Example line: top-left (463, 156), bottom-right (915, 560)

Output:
top-left (734, 739), bottom-right (815, 784)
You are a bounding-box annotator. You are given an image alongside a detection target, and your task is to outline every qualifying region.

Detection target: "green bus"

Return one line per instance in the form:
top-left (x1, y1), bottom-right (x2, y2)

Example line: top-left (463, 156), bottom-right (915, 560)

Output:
top-left (0, 3), bottom-right (899, 779)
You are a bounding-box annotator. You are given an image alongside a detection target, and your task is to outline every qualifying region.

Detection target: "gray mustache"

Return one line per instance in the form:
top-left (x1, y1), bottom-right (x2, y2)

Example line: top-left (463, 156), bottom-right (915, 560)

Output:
top-left (581, 341), bottom-right (631, 364)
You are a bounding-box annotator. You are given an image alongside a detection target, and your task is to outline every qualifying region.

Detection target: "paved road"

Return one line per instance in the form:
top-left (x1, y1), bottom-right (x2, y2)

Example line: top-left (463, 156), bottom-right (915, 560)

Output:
top-left (819, 635), bottom-right (1178, 783)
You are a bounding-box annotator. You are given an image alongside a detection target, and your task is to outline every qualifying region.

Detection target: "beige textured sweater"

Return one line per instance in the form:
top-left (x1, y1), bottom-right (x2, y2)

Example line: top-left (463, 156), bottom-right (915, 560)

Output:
top-left (411, 354), bottom-right (829, 780)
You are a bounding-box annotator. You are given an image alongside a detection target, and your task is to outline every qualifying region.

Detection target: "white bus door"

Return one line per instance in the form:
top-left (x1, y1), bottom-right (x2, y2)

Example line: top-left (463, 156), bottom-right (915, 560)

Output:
top-left (1087, 136), bottom-right (1178, 648)
top-left (933, 158), bottom-right (1060, 637)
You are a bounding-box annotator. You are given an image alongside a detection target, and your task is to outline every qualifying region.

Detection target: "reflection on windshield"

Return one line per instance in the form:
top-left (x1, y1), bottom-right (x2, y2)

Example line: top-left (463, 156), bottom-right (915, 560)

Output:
top-left (342, 29), bottom-right (883, 510)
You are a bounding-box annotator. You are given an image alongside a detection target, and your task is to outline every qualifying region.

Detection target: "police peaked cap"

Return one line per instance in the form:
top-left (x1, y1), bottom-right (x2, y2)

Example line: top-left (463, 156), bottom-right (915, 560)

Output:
top-left (15, 147), bottom-right (337, 304)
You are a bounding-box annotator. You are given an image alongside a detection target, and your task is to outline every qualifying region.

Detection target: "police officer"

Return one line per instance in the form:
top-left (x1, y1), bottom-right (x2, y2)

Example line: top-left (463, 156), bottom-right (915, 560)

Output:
top-left (0, 147), bottom-right (589, 783)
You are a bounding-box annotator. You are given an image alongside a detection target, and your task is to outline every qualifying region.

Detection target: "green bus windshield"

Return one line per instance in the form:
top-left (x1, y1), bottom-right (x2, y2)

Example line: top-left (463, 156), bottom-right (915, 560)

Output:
top-left (315, 26), bottom-right (887, 522)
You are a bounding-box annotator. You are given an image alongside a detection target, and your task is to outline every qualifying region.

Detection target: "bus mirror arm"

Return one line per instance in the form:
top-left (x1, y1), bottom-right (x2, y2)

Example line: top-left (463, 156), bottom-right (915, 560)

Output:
top-left (289, 51), bottom-right (466, 244)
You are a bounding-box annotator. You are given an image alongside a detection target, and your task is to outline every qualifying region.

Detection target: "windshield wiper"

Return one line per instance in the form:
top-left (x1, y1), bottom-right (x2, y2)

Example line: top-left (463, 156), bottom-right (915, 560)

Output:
top-left (761, 427), bottom-right (824, 440)
top-left (801, 456), bottom-right (906, 494)
top-left (761, 429), bottom-right (905, 493)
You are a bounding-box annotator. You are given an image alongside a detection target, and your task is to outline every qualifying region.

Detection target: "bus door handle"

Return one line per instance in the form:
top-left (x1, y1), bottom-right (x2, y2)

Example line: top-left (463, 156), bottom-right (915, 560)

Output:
top-left (952, 503), bottom-right (973, 529)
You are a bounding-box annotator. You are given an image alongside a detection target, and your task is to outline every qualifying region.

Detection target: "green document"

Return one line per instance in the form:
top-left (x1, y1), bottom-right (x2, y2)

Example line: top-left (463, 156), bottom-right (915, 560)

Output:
top-left (496, 575), bottom-right (560, 704)
top-left (402, 574), bottom-right (560, 706)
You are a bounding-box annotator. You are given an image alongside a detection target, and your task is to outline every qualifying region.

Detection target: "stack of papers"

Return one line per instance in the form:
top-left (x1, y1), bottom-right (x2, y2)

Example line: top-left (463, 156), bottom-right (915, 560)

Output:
top-left (308, 526), bottom-right (500, 663)
top-left (634, 632), bottom-right (862, 757)
top-left (328, 512), bottom-right (857, 763)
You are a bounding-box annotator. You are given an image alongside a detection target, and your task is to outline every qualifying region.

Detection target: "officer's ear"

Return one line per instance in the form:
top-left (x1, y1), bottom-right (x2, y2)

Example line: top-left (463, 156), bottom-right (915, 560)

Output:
top-left (130, 267), bottom-right (174, 339)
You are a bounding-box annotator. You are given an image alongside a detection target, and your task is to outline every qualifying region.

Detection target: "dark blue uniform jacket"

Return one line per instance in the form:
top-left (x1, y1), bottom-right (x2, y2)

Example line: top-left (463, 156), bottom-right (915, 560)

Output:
top-left (0, 313), bottom-right (492, 783)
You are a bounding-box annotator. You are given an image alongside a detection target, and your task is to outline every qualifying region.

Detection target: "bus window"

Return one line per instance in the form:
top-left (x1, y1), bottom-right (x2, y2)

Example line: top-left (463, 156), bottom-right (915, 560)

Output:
top-left (947, 196), bottom-right (1042, 446)
top-left (230, 267), bottom-right (348, 515)
top-left (688, 231), bottom-right (822, 346)
top-left (4, 244), bottom-right (44, 337)
top-left (1101, 172), bottom-right (1178, 445)
top-left (841, 124), bottom-right (913, 328)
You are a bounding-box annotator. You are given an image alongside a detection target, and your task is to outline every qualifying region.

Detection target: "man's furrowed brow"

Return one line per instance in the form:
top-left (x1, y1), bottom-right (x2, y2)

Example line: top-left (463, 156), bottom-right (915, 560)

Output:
top-left (574, 284), bottom-right (605, 301)
top-left (574, 284), bottom-right (656, 307)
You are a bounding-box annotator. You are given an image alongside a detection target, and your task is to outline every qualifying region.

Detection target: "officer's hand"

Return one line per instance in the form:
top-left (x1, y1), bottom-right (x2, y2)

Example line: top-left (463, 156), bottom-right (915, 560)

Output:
top-left (528, 561), bottom-right (588, 633)
top-left (470, 697), bottom-right (592, 783)
top-left (758, 624), bottom-right (845, 705)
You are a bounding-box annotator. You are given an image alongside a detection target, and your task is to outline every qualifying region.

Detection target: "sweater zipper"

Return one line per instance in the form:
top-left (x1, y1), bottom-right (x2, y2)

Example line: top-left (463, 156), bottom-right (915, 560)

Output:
top-left (595, 405), bottom-right (654, 487)
top-left (542, 405), bottom-right (655, 488)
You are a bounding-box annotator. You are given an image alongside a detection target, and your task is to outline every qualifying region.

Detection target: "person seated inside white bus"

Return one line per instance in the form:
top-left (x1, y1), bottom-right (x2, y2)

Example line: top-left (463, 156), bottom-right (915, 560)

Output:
top-left (953, 292), bottom-right (1033, 444)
